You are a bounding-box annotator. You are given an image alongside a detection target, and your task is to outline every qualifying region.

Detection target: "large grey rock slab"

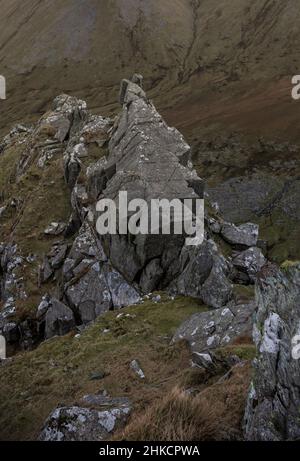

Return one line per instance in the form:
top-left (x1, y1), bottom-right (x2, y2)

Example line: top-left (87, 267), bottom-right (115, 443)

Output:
top-left (244, 263), bottom-right (300, 441)
top-left (221, 222), bottom-right (259, 248)
top-left (92, 75), bottom-right (204, 291)
top-left (173, 301), bottom-right (256, 357)
top-left (39, 402), bottom-right (131, 441)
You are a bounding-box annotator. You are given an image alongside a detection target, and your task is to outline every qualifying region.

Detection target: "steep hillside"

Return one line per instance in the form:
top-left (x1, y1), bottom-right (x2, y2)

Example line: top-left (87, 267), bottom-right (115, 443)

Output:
top-left (1, 1), bottom-right (300, 442)
top-left (0, 0), bottom-right (300, 140)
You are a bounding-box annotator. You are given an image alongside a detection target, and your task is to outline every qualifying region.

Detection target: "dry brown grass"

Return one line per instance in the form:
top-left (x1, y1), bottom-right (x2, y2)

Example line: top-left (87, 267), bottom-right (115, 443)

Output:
top-left (118, 386), bottom-right (218, 441)
top-left (118, 362), bottom-right (252, 441)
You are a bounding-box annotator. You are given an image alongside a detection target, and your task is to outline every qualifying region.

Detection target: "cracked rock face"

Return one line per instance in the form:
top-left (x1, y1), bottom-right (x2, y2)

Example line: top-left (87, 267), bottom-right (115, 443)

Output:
top-left (95, 76), bottom-right (202, 292)
top-left (244, 263), bottom-right (300, 441)
top-left (44, 298), bottom-right (76, 340)
top-left (169, 239), bottom-right (233, 308)
top-left (63, 222), bottom-right (140, 325)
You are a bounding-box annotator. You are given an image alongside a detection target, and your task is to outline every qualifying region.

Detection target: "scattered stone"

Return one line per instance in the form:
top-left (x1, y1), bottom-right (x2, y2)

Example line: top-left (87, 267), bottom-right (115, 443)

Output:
top-left (130, 359), bottom-right (145, 379)
top-left (44, 222), bottom-right (66, 236)
top-left (152, 294), bottom-right (162, 303)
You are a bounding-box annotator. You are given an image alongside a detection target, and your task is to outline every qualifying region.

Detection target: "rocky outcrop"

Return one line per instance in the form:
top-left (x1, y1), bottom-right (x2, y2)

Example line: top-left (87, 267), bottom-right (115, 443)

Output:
top-left (0, 75), bottom-right (266, 351)
top-left (93, 75), bottom-right (203, 293)
top-left (39, 396), bottom-right (131, 441)
top-left (244, 263), bottom-right (300, 441)
top-left (173, 300), bottom-right (256, 359)
top-left (63, 222), bottom-right (140, 325)
top-left (169, 239), bottom-right (233, 308)
top-left (232, 247), bottom-right (266, 284)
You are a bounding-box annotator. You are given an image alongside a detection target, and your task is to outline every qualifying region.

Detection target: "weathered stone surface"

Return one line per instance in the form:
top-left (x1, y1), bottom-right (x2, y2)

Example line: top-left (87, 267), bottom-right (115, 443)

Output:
top-left (207, 175), bottom-right (284, 224)
top-left (86, 157), bottom-right (108, 201)
top-left (40, 256), bottom-right (54, 283)
top-left (48, 243), bottom-right (69, 270)
top-left (232, 247), bottom-right (266, 283)
top-left (0, 244), bottom-right (26, 342)
top-left (139, 258), bottom-right (164, 294)
top-left (119, 78), bottom-right (147, 105)
top-left (45, 298), bottom-right (76, 339)
top-left (64, 151), bottom-right (81, 190)
top-left (81, 394), bottom-right (130, 409)
top-left (64, 222), bottom-right (140, 323)
top-left (38, 94), bottom-right (87, 143)
top-left (2, 322), bottom-right (19, 343)
top-left (130, 359), bottom-right (145, 379)
top-left (80, 115), bottom-right (112, 147)
top-left (0, 78), bottom-right (271, 354)
top-left (39, 401), bottom-right (131, 441)
top-left (221, 222), bottom-right (259, 247)
top-left (244, 263), bottom-right (300, 441)
top-left (93, 75), bottom-right (204, 294)
top-left (71, 184), bottom-right (89, 222)
top-left (36, 295), bottom-right (51, 319)
top-left (170, 240), bottom-right (233, 308)
top-left (173, 301), bottom-right (256, 355)
top-left (66, 262), bottom-right (112, 323)
top-left (44, 222), bottom-right (66, 236)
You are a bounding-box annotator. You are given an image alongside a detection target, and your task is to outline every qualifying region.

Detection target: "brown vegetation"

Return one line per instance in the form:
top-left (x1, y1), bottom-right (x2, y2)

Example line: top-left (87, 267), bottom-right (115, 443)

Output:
top-left (118, 362), bottom-right (252, 441)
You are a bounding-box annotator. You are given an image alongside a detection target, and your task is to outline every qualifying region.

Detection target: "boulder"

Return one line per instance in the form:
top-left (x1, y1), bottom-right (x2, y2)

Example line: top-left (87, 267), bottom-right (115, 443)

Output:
top-left (170, 240), bottom-right (233, 308)
top-left (130, 359), bottom-right (145, 379)
top-left (232, 247), bottom-right (266, 283)
top-left (221, 222), bottom-right (259, 247)
top-left (65, 262), bottom-right (113, 324)
top-left (44, 222), bottom-right (66, 236)
top-left (39, 401), bottom-right (131, 441)
top-left (173, 301), bottom-right (256, 356)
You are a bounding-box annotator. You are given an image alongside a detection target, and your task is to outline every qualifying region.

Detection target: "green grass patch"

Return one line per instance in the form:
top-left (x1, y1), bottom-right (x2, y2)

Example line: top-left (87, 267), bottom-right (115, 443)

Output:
top-left (0, 296), bottom-right (207, 441)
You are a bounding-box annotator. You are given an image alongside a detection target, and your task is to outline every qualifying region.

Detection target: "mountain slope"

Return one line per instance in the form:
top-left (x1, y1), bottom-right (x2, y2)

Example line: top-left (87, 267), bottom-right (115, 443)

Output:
top-left (0, 0), bottom-right (300, 140)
